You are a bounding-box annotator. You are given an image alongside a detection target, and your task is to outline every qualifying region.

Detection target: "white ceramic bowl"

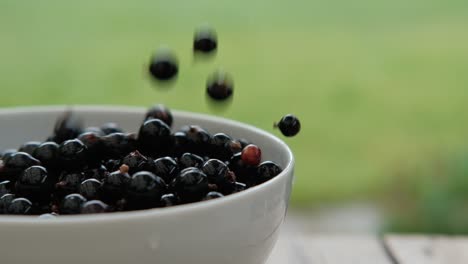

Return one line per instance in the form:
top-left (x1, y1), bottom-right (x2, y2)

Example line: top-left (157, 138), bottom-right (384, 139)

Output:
top-left (0, 106), bottom-right (294, 264)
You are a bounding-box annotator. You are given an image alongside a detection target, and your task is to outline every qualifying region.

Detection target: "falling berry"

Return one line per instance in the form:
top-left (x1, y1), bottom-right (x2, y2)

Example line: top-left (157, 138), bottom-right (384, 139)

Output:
top-left (206, 71), bottom-right (233, 101)
top-left (275, 114), bottom-right (301, 137)
top-left (193, 27), bottom-right (217, 54)
top-left (148, 49), bottom-right (178, 81)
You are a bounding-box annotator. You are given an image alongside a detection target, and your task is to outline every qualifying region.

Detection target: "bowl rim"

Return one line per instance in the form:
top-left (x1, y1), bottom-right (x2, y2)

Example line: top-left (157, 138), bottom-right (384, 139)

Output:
top-left (0, 105), bottom-right (294, 224)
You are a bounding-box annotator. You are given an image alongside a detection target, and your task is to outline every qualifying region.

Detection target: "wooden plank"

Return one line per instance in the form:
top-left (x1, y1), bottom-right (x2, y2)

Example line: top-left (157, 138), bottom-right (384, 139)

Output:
top-left (384, 235), bottom-right (468, 264)
top-left (297, 235), bottom-right (393, 264)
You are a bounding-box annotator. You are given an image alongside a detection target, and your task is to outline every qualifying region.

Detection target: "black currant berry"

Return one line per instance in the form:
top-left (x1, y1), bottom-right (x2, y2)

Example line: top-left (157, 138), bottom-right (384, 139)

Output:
top-left (60, 194), bottom-right (87, 215)
top-left (16, 165), bottom-right (51, 203)
top-left (183, 125), bottom-right (211, 155)
top-left (81, 200), bottom-right (108, 214)
top-left (210, 133), bottom-right (232, 160)
top-left (84, 165), bottom-right (108, 180)
top-left (127, 171), bottom-right (167, 209)
top-left (146, 157), bottom-right (179, 183)
top-left (79, 178), bottom-right (102, 200)
top-left (275, 114), bottom-right (301, 137)
top-left (101, 166), bottom-right (130, 203)
top-left (33, 142), bottom-right (60, 170)
top-left (193, 27), bottom-right (217, 53)
top-left (18, 141), bottom-right (41, 155)
top-left (256, 161), bottom-right (282, 184)
top-left (159, 193), bottom-right (180, 207)
top-left (0, 193), bottom-right (15, 214)
top-left (7, 197), bottom-right (32, 215)
top-left (78, 132), bottom-right (103, 164)
top-left (229, 153), bottom-right (256, 185)
top-left (179, 153), bottom-right (204, 169)
top-left (171, 167), bottom-right (209, 203)
top-left (122, 151), bottom-right (148, 174)
top-left (137, 119), bottom-right (171, 155)
top-left (233, 182), bottom-right (247, 193)
top-left (202, 159), bottom-right (235, 194)
top-left (206, 71), bottom-right (233, 101)
top-left (55, 171), bottom-right (85, 198)
top-left (148, 50), bottom-right (178, 81)
top-left (1, 152), bottom-right (41, 181)
top-left (58, 139), bottom-right (88, 169)
top-left (100, 123), bottom-right (124, 135)
top-left (145, 104), bottom-right (173, 127)
top-left (101, 133), bottom-right (137, 159)
top-left (0, 180), bottom-right (11, 197)
top-left (203, 191), bottom-right (223, 200)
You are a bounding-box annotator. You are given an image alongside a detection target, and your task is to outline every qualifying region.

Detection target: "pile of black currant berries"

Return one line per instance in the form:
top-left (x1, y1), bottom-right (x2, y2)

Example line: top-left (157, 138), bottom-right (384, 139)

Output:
top-left (0, 105), bottom-right (283, 216)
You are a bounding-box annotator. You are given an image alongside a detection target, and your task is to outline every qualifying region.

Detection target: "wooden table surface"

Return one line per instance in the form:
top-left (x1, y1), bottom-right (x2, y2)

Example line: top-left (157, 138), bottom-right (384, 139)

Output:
top-left (267, 231), bottom-right (468, 263)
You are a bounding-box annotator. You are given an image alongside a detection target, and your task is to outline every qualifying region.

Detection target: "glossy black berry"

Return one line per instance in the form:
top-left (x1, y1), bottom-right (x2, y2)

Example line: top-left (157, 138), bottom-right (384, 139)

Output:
top-left (18, 141), bottom-right (41, 155)
top-left (79, 178), bottom-right (102, 200)
top-left (206, 71), bottom-right (233, 101)
top-left (210, 133), bottom-right (232, 160)
top-left (50, 111), bottom-right (83, 144)
top-left (149, 50), bottom-right (178, 81)
top-left (159, 193), bottom-right (179, 207)
top-left (100, 123), bottom-right (124, 135)
top-left (179, 153), bottom-right (204, 169)
top-left (172, 167), bottom-right (209, 203)
top-left (183, 125), bottom-right (211, 155)
top-left (202, 159), bottom-right (235, 194)
top-left (226, 140), bottom-right (243, 158)
top-left (147, 157), bottom-right (179, 183)
top-left (229, 153), bottom-right (255, 185)
top-left (58, 139), bottom-right (88, 169)
top-left (171, 132), bottom-right (189, 157)
top-left (60, 194), bottom-right (87, 214)
top-left (101, 133), bottom-right (137, 159)
top-left (0, 180), bottom-right (10, 197)
top-left (0, 193), bottom-right (14, 214)
top-left (137, 119), bottom-right (171, 155)
top-left (1, 152), bottom-right (41, 181)
top-left (16, 166), bottom-right (50, 202)
top-left (33, 142), bottom-right (60, 169)
top-left (275, 114), bottom-right (301, 137)
top-left (104, 159), bottom-right (121, 172)
top-left (203, 191), bottom-right (223, 200)
top-left (122, 151), bottom-right (148, 174)
top-left (7, 197), bottom-right (32, 215)
top-left (193, 28), bottom-right (217, 53)
top-left (81, 200), bottom-right (108, 214)
top-left (101, 167), bottom-right (130, 203)
top-left (78, 132), bottom-right (103, 164)
top-left (55, 171), bottom-right (84, 199)
top-left (84, 165), bottom-right (108, 180)
top-left (233, 181), bottom-right (247, 193)
top-left (0, 149), bottom-right (16, 161)
top-left (256, 161), bottom-right (282, 184)
top-left (145, 104), bottom-right (173, 127)
top-left (127, 171), bottom-right (167, 209)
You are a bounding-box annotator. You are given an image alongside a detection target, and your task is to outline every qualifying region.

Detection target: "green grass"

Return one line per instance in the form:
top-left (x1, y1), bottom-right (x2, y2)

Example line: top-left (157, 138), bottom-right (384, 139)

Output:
top-left (1, 0), bottom-right (468, 206)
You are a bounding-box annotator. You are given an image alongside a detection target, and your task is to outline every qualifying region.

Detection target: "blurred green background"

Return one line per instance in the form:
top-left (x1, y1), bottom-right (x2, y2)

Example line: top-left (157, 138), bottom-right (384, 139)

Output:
top-left (1, 0), bottom-right (468, 232)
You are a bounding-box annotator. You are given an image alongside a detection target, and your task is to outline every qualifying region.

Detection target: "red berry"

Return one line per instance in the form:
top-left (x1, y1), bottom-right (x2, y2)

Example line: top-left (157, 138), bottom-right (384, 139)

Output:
top-left (241, 144), bottom-right (261, 166)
